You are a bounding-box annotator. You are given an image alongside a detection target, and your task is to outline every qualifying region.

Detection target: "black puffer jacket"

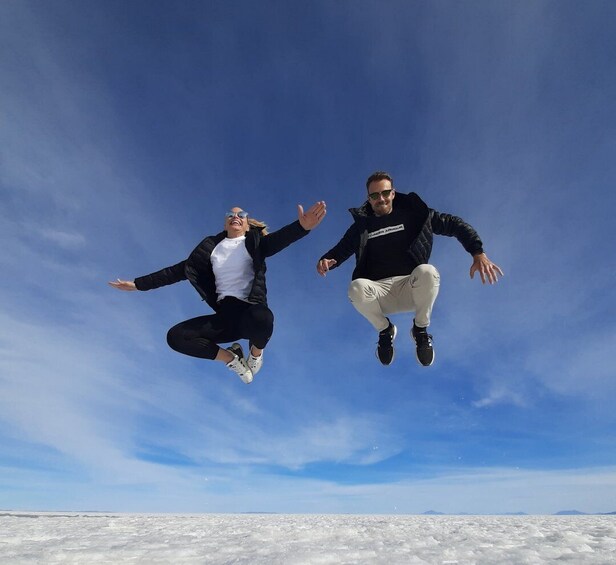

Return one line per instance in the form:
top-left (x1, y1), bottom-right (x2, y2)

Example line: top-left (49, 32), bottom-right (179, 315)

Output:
top-left (320, 192), bottom-right (484, 280)
top-left (134, 220), bottom-right (309, 311)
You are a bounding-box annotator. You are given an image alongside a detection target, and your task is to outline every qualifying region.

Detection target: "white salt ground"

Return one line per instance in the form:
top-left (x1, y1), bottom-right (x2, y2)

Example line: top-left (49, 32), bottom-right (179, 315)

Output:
top-left (1, 512), bottom-right (615, 564)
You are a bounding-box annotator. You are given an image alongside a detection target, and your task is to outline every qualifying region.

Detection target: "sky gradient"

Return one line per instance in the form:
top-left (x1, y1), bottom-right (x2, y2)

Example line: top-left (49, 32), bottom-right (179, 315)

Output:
top-left (1, 0), bottom-right (615, 514)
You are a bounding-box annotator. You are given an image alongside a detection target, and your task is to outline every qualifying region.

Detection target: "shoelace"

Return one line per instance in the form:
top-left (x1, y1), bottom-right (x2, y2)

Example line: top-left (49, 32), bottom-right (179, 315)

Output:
top-left (415, 331), bottom-right (433, 347)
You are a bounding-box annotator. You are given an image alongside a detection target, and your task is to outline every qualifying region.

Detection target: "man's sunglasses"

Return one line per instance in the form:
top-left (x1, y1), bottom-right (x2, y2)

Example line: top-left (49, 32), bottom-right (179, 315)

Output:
top-left (225, 211), bottom-right (249, 219)
top-left (368, 189), bottom-right (393, 201)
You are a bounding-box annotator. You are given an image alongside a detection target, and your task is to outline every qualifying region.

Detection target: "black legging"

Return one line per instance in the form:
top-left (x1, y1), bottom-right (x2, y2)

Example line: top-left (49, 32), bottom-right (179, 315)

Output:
top-left (166, 297), bottom-right (274, 360)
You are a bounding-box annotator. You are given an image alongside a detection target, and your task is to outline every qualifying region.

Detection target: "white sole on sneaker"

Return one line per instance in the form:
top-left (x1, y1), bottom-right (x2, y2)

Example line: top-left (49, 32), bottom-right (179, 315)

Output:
top-left (226, 344), bottom-right (253, 384)
top-left (247, 353), bottom-right (263, 376)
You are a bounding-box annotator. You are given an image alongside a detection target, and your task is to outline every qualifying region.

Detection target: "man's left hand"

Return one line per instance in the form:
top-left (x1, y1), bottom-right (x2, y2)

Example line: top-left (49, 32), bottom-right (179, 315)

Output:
top-left (470, 253), bottom-right (504, 284)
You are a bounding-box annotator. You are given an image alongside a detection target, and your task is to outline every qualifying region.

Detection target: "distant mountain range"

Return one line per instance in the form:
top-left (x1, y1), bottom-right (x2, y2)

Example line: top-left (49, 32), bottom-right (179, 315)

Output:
top-left (422, 510), bottom-right (616, 516)
top-left (554, 510), bottom-right (616, 516)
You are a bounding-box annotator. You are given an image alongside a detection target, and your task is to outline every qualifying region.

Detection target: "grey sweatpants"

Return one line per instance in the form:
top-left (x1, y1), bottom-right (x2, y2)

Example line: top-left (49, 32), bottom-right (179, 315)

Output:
top-left (347, 264), bottom-right (440, 332)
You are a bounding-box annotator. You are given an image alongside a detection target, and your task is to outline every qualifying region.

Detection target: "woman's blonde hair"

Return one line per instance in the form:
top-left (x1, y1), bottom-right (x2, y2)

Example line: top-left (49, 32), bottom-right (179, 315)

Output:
top-left (248, 217), bottom-right (268, 235)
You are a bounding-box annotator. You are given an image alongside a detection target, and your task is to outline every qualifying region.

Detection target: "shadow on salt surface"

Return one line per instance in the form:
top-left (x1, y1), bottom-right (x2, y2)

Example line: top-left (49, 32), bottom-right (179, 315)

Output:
top-left (0, 513), bottom-right (615, 564)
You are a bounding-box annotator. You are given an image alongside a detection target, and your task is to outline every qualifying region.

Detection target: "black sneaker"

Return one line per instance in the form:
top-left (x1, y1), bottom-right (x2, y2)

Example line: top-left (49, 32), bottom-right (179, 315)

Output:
top-left (412, 321), bottom-right (434, 367)
top-left (227, 342), bottom-right (244, 360)
top-left (376, 320), bottom-right (397, 365)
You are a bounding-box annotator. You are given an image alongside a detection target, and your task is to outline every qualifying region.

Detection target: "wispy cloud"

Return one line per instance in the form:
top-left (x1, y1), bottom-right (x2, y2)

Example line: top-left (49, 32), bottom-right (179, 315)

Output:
top-left (38, 228), bottom-right (87, 250)
top-left (472, 384), bottom-right (528, 409)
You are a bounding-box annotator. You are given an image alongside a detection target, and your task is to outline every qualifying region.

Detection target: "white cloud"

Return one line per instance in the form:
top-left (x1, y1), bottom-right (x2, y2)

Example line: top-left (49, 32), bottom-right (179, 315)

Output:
top-left (39, 228), bottom-right (87, 250)
top-left (0, 298), bottom-right (403, 485)
top-left (203, 415), bottom-right (402, 470)
top-left (472, 384), bottom-right (528, 409)
top-left (3, 459), bottom-right (615, 515)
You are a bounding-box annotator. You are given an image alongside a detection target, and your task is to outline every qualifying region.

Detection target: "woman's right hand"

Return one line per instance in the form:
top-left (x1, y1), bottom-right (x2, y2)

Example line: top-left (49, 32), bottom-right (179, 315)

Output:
top-left (108, 279), bottom-right (137, 291)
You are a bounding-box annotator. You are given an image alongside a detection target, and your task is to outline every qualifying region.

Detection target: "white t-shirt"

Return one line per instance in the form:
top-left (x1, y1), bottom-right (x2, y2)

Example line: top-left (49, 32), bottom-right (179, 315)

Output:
top-left (210, 236), bottom-right (254, 302)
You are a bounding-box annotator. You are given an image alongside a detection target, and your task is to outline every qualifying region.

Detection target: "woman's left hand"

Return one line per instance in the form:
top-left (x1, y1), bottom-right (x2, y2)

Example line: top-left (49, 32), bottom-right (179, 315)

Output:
top-left (108, 279), bottom-right (137, 291)
top-left (298, 201), bottom-right (327, 230)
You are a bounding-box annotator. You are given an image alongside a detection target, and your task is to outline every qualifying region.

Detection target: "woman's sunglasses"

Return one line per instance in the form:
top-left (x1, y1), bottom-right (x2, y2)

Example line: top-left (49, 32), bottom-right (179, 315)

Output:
top-left (225, 211), bottom-right (249, 219)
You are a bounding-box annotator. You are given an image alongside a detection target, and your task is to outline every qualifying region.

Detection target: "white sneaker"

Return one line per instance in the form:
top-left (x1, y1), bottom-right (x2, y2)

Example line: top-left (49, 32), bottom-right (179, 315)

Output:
top-left (226, 344), bottom-right (253, 384)
top-left (247, 351), bottom-right (263, 376)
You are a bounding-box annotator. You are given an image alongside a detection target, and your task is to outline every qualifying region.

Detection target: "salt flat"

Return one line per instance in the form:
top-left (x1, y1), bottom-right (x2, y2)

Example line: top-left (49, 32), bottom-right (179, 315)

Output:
top-left (1, 512), bottom-right (614, 564)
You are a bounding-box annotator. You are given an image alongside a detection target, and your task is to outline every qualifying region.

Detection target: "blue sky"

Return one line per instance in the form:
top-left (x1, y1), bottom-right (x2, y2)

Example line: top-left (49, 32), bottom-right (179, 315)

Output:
top-left (1, 0), bottom-right (615, 514)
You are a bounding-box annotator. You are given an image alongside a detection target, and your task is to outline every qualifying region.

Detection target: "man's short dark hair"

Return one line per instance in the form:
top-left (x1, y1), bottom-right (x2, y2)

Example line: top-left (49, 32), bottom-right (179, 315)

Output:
top-left (366, 171), bottom-right (394, 190)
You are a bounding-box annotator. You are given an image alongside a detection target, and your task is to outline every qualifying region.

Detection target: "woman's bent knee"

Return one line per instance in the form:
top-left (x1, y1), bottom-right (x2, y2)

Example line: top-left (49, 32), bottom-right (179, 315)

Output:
top-left (247, 305), bottom-right (274, 327)
top-left (166, 324), bottom-right (184, 352)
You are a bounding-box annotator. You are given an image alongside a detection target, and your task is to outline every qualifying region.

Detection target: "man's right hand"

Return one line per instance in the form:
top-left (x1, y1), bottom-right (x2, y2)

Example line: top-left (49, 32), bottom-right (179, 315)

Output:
top-left (316, 258), bottom-right (337, 276)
